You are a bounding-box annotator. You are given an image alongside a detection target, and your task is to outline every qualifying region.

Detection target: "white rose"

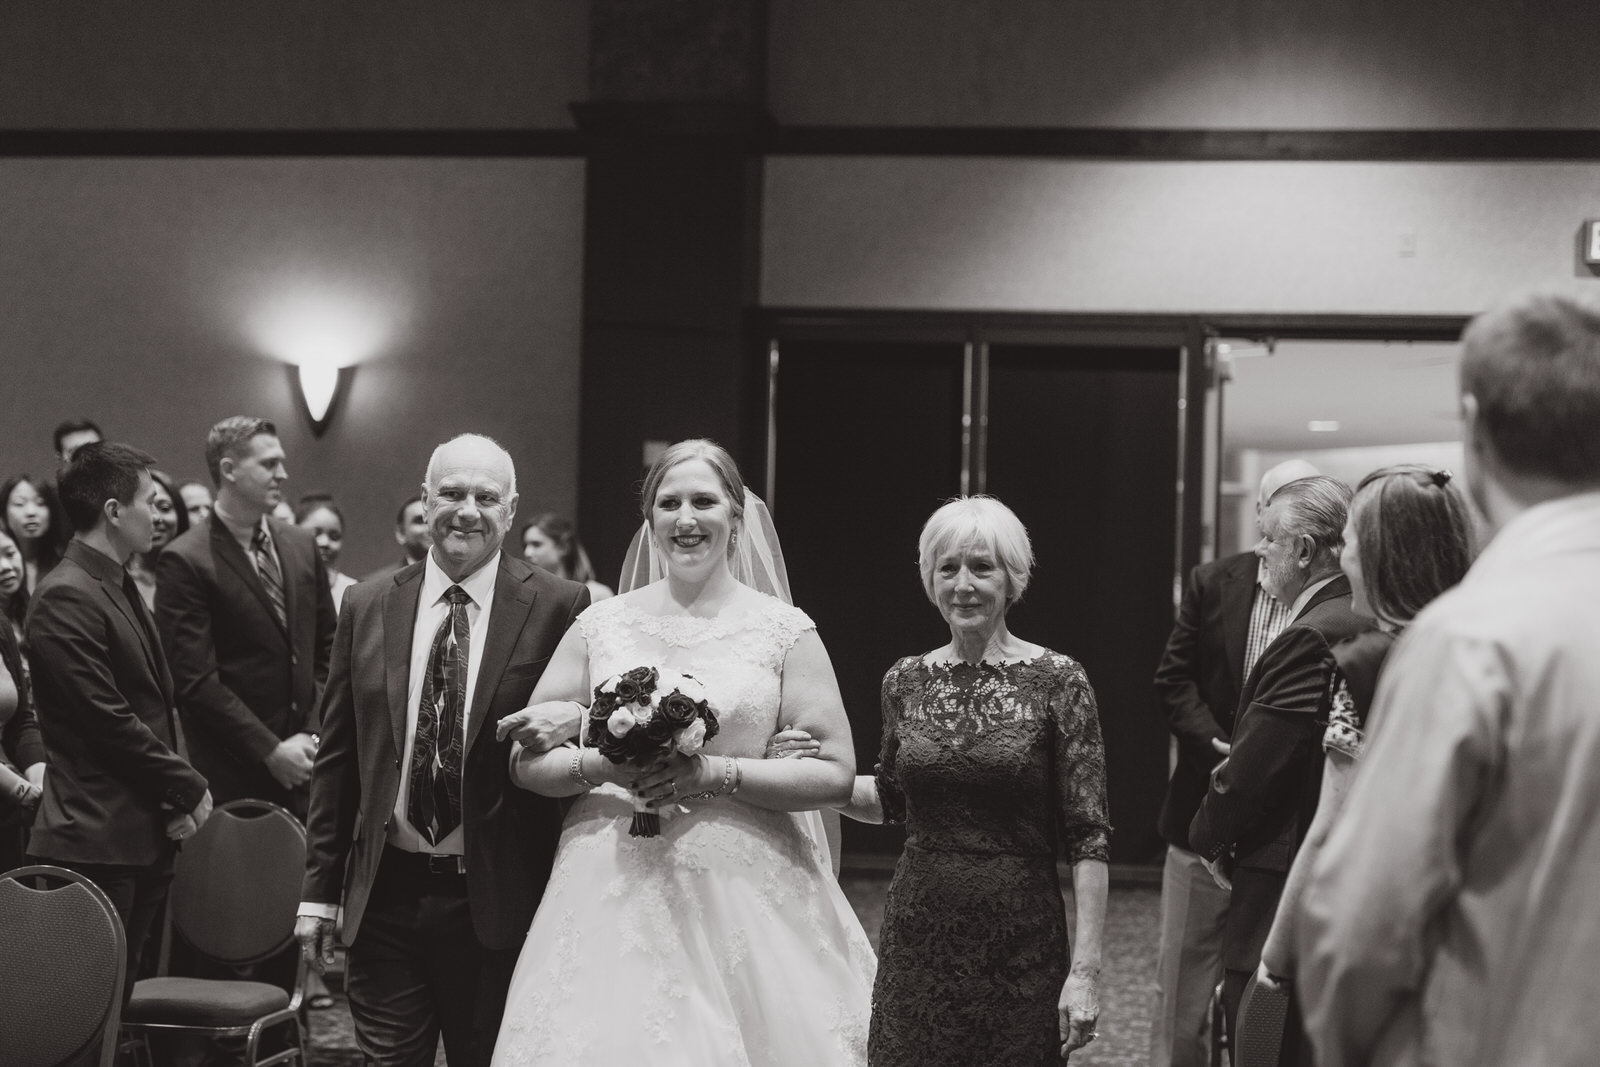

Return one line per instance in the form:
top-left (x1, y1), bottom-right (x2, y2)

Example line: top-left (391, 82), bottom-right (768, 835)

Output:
top-left (599, 676), bottom-right (619, 694)
top-left (675, 717), bottom-right (708, 755)
top-left (606, 707), bottom-right (637, 737)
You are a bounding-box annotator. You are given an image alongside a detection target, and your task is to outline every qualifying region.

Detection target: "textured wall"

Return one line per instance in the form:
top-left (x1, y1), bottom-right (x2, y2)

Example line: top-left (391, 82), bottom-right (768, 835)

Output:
top-left (763, 158), bottom-right (1600, 314)
top-left (0, 158), bottom-right (585, 577)
top-left (769, 0), bottom-right (1600, 128)
top-left (0, 2), bottom-right (587, 129)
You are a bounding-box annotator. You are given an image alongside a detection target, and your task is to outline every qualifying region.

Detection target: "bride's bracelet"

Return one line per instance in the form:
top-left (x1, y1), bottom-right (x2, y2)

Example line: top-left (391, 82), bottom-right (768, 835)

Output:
top-left (569, 748), bottom-right (601, 790)
top-left (684, 755), bottom-right (738, 800)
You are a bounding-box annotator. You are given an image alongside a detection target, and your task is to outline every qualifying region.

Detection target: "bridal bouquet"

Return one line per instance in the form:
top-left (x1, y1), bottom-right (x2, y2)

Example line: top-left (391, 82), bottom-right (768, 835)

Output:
top-left (586, 665), bottom-right (719, 837)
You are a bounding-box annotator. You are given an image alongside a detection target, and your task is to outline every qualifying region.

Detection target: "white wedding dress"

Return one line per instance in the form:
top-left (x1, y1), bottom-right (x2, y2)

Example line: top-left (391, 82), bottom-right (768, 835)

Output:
top-left (491, 593), bottom-right (877, 1066)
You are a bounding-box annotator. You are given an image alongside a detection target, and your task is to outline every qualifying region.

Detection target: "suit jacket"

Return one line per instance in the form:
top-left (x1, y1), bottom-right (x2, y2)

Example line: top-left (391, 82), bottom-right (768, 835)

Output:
top-left (25, 540), bottom-right (209, 866)
top-left (300, 553), bottom-right (589, 950)
top-left (156, 513), bottom-right (335, 814)
top-left (1189, 574), bottom-right (1372, 972)
top-left (1153, 550), bottom-right (1258, 850)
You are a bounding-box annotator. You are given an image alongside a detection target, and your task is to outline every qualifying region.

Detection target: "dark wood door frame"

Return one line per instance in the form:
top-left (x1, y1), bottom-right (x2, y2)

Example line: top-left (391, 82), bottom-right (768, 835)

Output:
top-left (757, 308), bottom-right (1472, 599)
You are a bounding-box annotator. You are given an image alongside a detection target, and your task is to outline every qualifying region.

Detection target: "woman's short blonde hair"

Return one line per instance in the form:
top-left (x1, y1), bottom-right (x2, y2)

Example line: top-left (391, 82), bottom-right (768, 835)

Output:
top-left (917, 496), bottom-right (1035, 605)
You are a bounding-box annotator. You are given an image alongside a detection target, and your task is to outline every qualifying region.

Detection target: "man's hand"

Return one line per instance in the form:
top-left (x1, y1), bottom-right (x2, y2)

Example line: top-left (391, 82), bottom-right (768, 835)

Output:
top-left (265, 736), bottom-right (316, 789)
top-left (1201, 853), bottom-right (1232, 891)
top-left (295, 915), bottom-right (338, 974)
top-left (1254, 958), bottom-right (1291, 994)
top-left (191, 788), bottom-right (213, 829)
top-left (1210, 737), bottom-right (1231, 758)
top-left (496, 702), bottom-right (581, 753)
top-left (24, 762), bottom-right (44, 790)
top-left (165, 813), bottom-right (198, 841)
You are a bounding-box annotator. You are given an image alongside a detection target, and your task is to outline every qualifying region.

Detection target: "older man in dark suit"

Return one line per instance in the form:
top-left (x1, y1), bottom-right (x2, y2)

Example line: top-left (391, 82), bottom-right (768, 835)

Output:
top-left (1189, 474), bottom-right (1372, 1045)
top-left (1149, 459), bottom-right (1317, 1067)
top-left (156, 416), bottom-right (336, 821)
top-left (297, 433), bottom-right (588, 1067)
top-left (26, 442), bottom-right (212, 992)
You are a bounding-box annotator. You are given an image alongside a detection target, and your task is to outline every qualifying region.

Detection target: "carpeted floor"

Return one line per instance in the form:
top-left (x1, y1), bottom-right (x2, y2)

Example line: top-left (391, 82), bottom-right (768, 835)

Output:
top-left (305, 874), bottom-right (1161, 1066)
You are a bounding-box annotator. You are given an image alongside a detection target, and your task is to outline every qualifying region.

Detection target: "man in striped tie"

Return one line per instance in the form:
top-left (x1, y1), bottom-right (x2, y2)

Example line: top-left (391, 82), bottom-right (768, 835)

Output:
top-left (157, 416), bottom-right (336, 820)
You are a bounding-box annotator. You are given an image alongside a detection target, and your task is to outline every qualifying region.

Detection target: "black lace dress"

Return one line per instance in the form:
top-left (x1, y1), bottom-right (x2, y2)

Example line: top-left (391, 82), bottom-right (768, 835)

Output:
top-left (867, 652), bottom-right (1112, 1067)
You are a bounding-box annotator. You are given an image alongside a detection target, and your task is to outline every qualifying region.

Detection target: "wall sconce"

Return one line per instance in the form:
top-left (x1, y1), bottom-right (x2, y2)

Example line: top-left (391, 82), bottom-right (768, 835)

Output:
top-left (289, 362), bottom-right (354, 438)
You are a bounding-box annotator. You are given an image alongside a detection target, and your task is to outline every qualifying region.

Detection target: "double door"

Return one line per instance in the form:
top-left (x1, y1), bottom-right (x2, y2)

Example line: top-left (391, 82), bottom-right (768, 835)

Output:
top-left (768, 331), bottom-right (1184, 863)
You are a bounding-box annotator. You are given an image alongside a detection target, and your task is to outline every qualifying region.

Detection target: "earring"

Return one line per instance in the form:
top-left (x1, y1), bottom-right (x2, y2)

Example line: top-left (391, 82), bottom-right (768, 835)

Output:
top-left (730, 531), bottom-right (739, 549)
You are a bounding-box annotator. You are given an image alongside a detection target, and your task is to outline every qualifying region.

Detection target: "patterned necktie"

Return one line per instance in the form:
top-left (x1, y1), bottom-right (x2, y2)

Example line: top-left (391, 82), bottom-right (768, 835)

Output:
top-left (409, 584), bottom-right (471, 844)
top-left (251, 526), bottom-right (288, 631)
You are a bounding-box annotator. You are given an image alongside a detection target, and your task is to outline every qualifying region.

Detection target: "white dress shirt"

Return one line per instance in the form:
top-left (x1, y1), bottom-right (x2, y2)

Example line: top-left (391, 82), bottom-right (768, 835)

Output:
top-left (386, 550), bottom-right (500, 856)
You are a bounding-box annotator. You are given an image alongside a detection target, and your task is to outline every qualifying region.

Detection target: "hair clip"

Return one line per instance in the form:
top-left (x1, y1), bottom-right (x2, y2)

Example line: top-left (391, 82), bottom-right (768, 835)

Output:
top-left (1431, 469), bottom-right (1453, 487)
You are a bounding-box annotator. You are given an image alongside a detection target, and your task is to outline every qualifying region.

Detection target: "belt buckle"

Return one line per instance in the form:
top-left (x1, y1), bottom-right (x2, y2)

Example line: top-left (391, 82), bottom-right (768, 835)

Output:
top-left (427, 853), bottom-right (462, 875)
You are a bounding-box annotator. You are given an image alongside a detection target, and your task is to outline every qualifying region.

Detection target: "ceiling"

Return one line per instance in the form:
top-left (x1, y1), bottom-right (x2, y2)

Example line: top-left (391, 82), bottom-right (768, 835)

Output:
top-left (1221, 337), bottom-right (1461, 455)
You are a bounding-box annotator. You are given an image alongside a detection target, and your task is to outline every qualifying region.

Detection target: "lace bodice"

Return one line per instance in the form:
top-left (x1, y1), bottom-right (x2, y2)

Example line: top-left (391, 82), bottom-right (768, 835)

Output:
top-left (875, 651), bottom-right (1111, 864)
top-left (577, 592), bottom-right (815, 763)
top-left (494, 590), bottom-right (875, 1066)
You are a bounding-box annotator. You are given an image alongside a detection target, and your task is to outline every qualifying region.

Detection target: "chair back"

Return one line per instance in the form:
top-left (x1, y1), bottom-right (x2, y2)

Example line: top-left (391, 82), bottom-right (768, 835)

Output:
top-left (0, 864), bottom-right (127, 1067)
top-left (167, 799), bottom-right (306, 966)
top-left (1233, 969), bottom-right (1293, 1067)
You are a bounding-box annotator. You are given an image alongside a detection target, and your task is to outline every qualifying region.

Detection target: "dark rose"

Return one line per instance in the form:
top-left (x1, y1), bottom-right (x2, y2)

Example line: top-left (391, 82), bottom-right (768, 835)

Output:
top-left (700, 705), bottom-right (720, 745)
top-left (614, 666), bottom-right (659, 705)
top-left (644, 712), bottom-right (677, 744)
top-left (656, 690), bottom-right (702, 730)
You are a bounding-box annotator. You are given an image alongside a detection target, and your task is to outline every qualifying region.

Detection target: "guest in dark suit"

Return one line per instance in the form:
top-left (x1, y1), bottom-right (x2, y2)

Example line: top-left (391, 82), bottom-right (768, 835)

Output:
top-left (361, 494), bottom-right (430, 583)
top-left (1148, 459), bottom-right (1316, 1067)
top-left (297, 434), bottom-right (589, 1067)
top-left (156, 417), bottom-right (336, 821)
top-left (1189, 474), bottom-right (1372, 1043)
top-left (25, 442), bottom-right (212, 993)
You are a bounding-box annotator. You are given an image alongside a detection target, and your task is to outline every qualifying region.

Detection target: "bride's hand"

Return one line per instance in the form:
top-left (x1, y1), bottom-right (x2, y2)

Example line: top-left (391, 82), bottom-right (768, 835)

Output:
top-left (631, 751), bottom-right (715, 806)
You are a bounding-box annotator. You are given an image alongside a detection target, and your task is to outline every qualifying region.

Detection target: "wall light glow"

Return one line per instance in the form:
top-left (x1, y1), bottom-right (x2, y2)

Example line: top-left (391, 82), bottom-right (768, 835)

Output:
top-left (245, 284), bottom-right (398, 372)
top-left (242, 280), bottom-right (407, 437)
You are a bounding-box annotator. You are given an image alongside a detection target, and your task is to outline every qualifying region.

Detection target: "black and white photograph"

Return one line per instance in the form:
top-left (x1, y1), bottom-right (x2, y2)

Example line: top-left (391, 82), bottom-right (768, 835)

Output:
top-left (4, 4), bottom-right (1600, 1066)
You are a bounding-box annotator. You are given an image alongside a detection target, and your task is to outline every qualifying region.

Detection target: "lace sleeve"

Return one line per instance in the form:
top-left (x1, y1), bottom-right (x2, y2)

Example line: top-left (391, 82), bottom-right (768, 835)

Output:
top-left (1051, 657), bottom-right (1112, 864)
top-left (765, 600), bottom-right (817, 655)
top-left (1323, 673), bottom-right (1366, 762)
top-left (874, 659), bottom-right (912, 826)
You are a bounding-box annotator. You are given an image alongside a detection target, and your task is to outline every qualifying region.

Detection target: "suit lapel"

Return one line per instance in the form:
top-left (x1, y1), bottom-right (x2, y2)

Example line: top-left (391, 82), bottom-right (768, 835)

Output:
top-left (1220, 553), bottom-right (1257, 690)
top-left (384, 567), bottom-right (423, 762)
top-left (1296, 574), bottom-right (1352, 622)
top-left (464, 558), bottom-right (536, 757)
top-left (100, 574), bottom-right (163, 685)
top-left (211, 516), bottom-right (285, 638)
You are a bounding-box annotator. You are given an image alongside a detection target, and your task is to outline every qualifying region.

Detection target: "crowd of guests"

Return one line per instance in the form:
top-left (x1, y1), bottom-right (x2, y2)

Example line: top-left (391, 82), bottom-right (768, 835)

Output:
top-left (6, 282), bottom-right (1600, 1067)
top-left (1151, 286), bottom-right (1600, 1067)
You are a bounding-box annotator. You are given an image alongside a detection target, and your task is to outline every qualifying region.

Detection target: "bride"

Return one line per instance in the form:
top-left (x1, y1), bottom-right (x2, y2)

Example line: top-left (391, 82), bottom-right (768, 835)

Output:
top-left (489, 439), bottom-right (876, 1066)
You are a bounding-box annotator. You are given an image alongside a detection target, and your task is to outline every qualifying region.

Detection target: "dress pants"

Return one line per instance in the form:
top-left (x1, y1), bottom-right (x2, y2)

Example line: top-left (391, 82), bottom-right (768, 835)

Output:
top-left (29, 846), bottom-right (177, 1005)
top-left (1150, 844), bottom-right (1231, 1067)
top-left (345, 845), bottom-right (519, 1067)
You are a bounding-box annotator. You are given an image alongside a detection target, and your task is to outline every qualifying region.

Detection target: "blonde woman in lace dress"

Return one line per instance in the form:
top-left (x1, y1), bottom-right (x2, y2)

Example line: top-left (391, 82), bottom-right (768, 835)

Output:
top-left (489, 439), bottom-right (875, 1066)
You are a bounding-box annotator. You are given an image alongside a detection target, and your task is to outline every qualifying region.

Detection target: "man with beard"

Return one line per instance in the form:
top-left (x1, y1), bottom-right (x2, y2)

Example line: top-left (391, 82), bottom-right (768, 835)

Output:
top-left (1189, 474), bottom-right (1371, 1045)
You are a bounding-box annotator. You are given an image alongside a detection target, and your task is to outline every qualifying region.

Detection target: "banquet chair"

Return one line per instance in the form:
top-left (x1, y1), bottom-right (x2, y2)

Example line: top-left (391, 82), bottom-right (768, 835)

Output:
top-left (1210, 979), bottom-right (1229, 1067)
top-left (121, 799), bottom-right (308, 1067)
top-left (1232, 969), bottom-right (1292, 1067)
top-left (0, 864), bottom-right (128, 1067)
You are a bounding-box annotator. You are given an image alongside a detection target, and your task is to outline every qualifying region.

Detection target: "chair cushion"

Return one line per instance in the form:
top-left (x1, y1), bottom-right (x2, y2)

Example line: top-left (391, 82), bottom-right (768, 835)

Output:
top-left (125, 976), bottom-right (291, 1027)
